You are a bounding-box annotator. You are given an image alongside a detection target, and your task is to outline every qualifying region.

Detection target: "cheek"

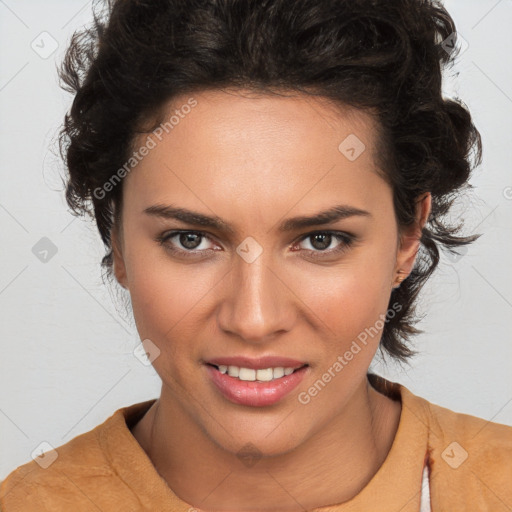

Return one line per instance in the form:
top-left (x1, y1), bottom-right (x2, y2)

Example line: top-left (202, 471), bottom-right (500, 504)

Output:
top-left (127, 272), bottom-right (203, 383)
top-left (293, 257), bottom-right (393, 347)
top-left (293, 273), bottom-right (391, 415)
top-left (125, 248), bottom-right (218, 359)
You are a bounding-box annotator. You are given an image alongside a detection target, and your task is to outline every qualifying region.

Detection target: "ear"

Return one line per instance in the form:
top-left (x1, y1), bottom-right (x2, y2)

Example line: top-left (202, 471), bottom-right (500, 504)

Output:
top-left (111, 226), bottom-right (129, 290)
top-left (392, 192), bottom-right (431, 288)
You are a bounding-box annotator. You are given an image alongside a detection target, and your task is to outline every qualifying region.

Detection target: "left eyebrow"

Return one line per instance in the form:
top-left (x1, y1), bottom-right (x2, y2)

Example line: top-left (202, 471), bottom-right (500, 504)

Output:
top-left (143, 203), bottom-right (371, 234)
top-left (278, 204), bottom-right (372, 232)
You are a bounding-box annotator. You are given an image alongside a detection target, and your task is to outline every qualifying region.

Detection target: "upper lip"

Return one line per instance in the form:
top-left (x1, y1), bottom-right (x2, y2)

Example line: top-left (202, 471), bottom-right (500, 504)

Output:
top-left (205, 356), bottom-right (307, 370)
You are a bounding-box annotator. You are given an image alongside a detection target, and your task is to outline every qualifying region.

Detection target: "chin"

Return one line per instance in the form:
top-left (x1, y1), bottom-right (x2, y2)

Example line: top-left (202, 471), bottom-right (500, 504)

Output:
top-left (206, 415), bottom-right (311, 461)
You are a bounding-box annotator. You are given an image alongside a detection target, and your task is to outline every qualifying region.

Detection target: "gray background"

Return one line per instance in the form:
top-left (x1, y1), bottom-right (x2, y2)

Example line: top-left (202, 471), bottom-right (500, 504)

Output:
top-left (1, 0), bottom-right (511, 479)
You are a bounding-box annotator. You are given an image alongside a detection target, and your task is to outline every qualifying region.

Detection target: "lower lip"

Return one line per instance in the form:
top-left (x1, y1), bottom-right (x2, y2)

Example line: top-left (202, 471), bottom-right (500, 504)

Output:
top-left (205, 364), bottom-right (308, 407)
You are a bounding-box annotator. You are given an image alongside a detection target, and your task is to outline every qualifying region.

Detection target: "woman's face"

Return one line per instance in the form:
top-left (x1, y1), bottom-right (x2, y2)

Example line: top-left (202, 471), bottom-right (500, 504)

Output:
top-left (113, 89), bottom-right (424, 456)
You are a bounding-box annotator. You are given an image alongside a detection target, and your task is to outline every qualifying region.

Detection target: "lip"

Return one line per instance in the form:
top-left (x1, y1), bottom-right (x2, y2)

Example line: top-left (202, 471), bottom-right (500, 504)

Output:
top-left (205, 363), bottom-right (309, 407)
top-left (205, 356), bottom-right (306, 370)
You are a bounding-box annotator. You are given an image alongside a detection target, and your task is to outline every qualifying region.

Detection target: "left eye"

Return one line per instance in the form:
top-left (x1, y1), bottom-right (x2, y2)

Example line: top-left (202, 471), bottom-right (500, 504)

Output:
top-left (296, 232), bottom-right (348, 252)
top-left (293, 231), bottom-right (355, 257)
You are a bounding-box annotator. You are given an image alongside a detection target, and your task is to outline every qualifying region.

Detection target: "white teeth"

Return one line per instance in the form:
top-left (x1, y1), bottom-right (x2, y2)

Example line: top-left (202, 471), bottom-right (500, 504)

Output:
top-left (273, 367), bottom-right (285, 379)
top-left (238, 368), bottom-right (256, 381)
top-left (256, 368), bottom-right (273, 381)
top-left (227, 366), bottom-right (239, 377)
top-left (215, 365), bottom-right (301, 381)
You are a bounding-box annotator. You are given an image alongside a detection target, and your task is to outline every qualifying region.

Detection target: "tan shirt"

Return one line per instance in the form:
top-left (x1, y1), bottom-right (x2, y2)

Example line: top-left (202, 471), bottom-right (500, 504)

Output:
top-left (1, 376), bottom-right (511, 511)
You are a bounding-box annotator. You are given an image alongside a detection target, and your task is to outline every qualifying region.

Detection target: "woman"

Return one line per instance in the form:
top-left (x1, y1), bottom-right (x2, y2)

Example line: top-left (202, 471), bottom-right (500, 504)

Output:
top-left (1, 0), bottom-right (511, 510)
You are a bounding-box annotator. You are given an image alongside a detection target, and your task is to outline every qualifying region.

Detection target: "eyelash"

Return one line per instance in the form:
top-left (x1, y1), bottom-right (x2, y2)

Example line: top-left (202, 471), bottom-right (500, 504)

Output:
top-left (155, 230), bottom-right (356, 260)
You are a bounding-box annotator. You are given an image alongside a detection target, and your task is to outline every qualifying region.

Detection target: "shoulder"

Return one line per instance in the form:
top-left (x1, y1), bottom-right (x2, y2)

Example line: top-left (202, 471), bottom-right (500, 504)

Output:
top-left (411, 389), bottom-right (512, 462)
top-left (0, 400), bottom-right (154, 512)
top-left (0, 424), bottom-right (111, 511)
top-left (401, 385), bottom-right (512, 507)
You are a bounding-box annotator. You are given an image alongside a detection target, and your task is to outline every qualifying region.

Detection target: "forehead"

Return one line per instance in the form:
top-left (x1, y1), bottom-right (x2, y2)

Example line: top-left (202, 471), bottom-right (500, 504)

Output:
top-left (124, 89), bottom-right (389, 221)
top-left (150, 88), bottom-right (379, 153)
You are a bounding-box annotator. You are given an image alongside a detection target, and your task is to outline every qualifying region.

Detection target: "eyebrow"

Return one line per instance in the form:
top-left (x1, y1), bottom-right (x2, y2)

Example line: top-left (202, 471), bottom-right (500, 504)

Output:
top-left (143, 204), bottom-right (371, 234)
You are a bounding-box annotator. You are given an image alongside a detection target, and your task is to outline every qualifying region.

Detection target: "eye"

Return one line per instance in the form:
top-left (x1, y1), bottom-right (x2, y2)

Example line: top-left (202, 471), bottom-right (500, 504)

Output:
top-left (156, 230), bottom-right (218, 256)
top-left (293, 231), bottom-right (355, 258)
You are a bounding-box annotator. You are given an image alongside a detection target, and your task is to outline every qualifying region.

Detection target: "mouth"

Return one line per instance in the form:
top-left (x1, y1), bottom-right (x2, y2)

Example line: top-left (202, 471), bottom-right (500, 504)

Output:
top-left (206, 363), bottom-right (307, 382)
top-left (204, 361), bottom-right (309, 407)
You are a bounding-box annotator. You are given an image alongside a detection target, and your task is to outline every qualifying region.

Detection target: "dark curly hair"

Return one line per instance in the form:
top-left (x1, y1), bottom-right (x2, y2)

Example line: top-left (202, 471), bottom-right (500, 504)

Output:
top-left (58, 0), bottom-right (482, 361)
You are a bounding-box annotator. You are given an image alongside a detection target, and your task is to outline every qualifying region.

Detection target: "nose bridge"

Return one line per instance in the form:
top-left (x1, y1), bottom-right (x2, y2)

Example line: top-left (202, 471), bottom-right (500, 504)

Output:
top-left (218, 248), bottom-right (290, 342)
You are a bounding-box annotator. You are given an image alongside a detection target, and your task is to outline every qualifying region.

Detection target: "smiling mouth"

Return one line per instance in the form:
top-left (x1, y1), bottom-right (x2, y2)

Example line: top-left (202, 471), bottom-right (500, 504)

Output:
top-left (207, 363), bottom-right (308, 382)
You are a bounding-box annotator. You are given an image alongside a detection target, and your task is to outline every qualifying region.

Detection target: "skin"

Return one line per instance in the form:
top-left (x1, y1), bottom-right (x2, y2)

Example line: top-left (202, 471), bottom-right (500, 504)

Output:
top-left (111, 88), bottom-right (431, 511)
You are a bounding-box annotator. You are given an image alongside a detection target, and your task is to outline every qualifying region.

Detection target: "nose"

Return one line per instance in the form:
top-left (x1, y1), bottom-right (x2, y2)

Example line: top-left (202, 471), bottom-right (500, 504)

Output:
top-left (217, 252), bottom-right (295, 344)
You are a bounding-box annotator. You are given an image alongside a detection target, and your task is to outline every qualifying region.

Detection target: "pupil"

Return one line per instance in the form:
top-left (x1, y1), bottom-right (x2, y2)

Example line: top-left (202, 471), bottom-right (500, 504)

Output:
top-left (312, 234), bottom-right (331, 251)
top-left (181, 233), bottom-right (201, 249)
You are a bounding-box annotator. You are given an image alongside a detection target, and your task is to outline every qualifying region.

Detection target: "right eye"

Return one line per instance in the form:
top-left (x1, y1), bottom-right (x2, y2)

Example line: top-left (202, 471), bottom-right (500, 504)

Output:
top-left (156, 230), bottom-right (219, 256)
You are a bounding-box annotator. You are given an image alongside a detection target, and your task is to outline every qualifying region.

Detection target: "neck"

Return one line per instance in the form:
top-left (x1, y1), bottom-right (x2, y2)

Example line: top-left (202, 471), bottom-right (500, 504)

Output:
top-left (131, 377), bottom-right (401, 512)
